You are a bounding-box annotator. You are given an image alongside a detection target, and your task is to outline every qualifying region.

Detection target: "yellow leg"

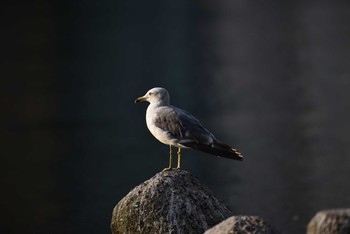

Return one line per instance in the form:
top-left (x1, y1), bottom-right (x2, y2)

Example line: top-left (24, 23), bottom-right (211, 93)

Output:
top-left (163, 145), bottom-right (173, 171)
top-left (176, 148), bottom-right (181, 170)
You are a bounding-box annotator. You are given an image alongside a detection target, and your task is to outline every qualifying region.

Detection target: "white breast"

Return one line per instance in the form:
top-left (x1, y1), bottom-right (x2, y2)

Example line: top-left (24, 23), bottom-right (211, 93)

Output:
top-left (146, 105), bottom-right (177, 146)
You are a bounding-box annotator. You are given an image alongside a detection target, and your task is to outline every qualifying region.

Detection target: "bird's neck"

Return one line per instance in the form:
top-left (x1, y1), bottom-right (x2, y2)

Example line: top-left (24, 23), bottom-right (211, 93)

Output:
top-left (149, 100), bottom-right (169, 108)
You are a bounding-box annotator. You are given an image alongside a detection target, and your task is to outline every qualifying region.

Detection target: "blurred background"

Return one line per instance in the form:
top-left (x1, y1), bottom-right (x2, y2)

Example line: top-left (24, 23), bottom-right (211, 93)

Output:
top-left (1, 0), bottom-right (350, 233)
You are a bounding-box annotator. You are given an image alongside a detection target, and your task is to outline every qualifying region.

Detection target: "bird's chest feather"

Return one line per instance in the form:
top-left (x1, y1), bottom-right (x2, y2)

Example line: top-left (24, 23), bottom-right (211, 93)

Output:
top-left (145, 107), bottom-right (174, 145)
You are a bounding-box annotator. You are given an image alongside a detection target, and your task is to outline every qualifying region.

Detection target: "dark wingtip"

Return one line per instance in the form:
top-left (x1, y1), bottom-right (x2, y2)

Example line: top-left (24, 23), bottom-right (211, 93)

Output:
top-left (230, 147), bottom-right (243, 161)
top-left (232, 154), bottom-right (243, 161)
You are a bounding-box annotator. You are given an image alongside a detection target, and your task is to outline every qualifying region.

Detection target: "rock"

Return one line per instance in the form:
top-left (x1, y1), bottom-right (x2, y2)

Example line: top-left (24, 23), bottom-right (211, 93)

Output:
top-left (111, 170), bottom-right (232, 234)
top-left (204, 215), bottom-right (281, 234)
top-left (307, 209), bottom-right (350, 234)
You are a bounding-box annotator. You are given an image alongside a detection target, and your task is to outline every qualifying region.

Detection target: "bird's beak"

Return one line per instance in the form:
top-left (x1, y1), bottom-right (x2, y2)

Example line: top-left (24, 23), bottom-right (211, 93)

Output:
top-left (135, 96), bottom-right (147, 104)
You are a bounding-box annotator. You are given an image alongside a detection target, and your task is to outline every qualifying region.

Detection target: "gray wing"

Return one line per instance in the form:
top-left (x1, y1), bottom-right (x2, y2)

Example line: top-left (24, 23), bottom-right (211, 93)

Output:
top-left (154, 106), bottom-right (243, 161)
top-left (154, 106), bottom-right (213, 144)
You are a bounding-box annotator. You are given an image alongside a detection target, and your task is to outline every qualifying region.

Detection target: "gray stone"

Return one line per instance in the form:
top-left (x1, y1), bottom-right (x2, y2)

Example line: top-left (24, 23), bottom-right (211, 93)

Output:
top-left (110, 170), bottom-right (232, 234)
top-left (307, 209), bottom-right (350, 234)
top-left (204, 216), bottom-right (281, 234)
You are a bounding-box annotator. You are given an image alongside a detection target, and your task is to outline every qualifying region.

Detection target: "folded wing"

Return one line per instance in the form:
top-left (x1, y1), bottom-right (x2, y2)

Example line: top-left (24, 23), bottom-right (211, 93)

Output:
top-left (154, 106), bottom-right (243, 161)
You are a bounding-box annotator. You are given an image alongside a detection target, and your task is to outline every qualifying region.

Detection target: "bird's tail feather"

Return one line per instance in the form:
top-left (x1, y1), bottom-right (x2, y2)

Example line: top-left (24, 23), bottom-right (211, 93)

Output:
top-left (182, 140), bottom-right (243, 161)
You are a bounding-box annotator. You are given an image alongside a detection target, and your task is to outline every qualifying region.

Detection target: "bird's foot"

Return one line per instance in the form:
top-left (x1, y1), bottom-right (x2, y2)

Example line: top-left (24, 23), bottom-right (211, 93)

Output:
top-left (162, 167), bottom-right (181, 172)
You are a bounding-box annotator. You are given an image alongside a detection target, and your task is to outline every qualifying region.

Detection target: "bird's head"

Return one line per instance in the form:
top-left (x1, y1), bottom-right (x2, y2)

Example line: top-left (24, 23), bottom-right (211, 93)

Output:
top-left (135, 87), bottom-right (170, 106)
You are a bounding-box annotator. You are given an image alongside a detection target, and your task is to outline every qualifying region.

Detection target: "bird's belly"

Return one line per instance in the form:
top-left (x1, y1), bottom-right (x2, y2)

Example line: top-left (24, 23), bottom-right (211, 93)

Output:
top-left (145, 120), bottom-right (178, 147)
top-left (148, 124), bottom-right (176, 145)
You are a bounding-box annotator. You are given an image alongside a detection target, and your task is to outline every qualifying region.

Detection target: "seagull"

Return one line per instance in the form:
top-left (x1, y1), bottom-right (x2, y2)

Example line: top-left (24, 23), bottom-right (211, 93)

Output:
top-left (135, 87), bottom-right (243, 171)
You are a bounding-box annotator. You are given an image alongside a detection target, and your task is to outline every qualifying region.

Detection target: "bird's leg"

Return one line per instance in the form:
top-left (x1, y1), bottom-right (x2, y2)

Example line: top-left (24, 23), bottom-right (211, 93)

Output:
top-left (176, 147), bottom-right (181, 170)
top-left (163, 145), bottom-right (173, 171)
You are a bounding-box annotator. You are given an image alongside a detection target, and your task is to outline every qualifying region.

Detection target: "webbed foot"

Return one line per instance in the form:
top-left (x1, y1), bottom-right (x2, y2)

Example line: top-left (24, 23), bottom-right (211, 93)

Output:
top-left (162, 167), bottom-right (173, 172)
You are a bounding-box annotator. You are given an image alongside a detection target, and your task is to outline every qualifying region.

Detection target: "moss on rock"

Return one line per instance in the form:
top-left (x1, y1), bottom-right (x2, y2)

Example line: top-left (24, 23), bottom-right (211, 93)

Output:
top-left (111, 170), bottom-right (232, 234)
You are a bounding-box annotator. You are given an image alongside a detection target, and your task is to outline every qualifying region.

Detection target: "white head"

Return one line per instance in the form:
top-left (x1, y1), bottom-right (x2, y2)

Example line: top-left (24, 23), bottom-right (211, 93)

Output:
top-left (135, 87), bottom-right (170, 106)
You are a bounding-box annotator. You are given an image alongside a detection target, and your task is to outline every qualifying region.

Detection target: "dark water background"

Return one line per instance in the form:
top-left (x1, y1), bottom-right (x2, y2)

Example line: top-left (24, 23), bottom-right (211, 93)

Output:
top-left (1, 1), bottom-right (350, 233)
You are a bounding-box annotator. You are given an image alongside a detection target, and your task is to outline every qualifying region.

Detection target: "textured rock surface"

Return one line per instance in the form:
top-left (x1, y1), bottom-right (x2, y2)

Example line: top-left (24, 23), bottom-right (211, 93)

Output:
top-left (204, 215), bottom-right (280, 234)
top-left (111, 170), bottom-right (232, 234)
top-left (307, 209), bottom-right (350, 234)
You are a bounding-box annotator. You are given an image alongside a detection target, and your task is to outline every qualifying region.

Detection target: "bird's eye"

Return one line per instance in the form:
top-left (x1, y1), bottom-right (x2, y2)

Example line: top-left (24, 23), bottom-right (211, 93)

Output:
top-left (149, 92), bottom-right (153, 96)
